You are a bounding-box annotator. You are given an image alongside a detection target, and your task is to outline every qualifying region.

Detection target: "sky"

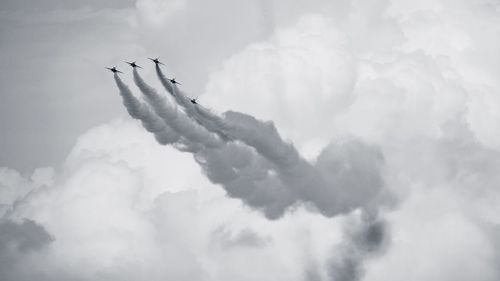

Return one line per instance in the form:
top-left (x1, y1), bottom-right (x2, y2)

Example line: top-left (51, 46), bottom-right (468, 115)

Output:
top-left (1, 0), bottom-right (500, 281)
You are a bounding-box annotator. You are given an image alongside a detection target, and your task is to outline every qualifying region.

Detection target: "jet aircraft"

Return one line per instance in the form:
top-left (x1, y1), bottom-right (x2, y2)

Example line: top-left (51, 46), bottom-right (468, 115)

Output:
top-left (169, 78), bottom-right (182, 85)
top-left (106, 67), bottom-right (123, 74)
top-left (148, 57), bottom-right (165, 65)
top-left (190, 98), bottom-right (197, 104)
top-left (125, 61), bottom-right (142, 68)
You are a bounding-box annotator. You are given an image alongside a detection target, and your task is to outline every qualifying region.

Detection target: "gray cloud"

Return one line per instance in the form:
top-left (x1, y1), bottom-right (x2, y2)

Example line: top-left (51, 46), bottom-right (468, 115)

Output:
top-left (211, 226), bottom-right (270, 249)
top-left (0, 219), bottom-right (53, 281)
top-left (0, 219), bottom-right (53, 253)
top-left (328, 214), bottom-right (388, 281)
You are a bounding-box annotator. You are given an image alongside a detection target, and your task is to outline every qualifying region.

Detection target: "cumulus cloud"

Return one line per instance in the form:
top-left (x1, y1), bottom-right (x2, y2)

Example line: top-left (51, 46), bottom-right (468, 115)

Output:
top-left (1, 0), bottom-right (500, 281)
top-left (204, 14), bottom-right (356, 150)
top-left (0, 119), bottom-right (355, 281)
top-left (0, 219), bottom-right (53, 253)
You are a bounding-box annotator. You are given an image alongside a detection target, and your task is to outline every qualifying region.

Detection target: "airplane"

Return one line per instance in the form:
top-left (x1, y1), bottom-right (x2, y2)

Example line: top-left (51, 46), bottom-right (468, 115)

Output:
top-left (190, 98), bottom-right (197, 105)
top-left (106, 67), bottom-right (123, 74)
top-left (148, 57), bottom-right (165, 65)
top-left (125, 61), bottom-right (142, 68)
top-left (169, 78), bottom-right (182, 85)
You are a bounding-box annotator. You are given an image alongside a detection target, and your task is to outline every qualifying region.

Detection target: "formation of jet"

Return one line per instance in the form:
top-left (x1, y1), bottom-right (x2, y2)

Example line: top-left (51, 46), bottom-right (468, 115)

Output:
top-left (108, 58), bottom-right (196, 104)
top-left (125, 61), bottom-right (142, 68)
top-left (148, 57), bottom-right (165, 65)
top-left (106, 67), bottom-right (123, 74)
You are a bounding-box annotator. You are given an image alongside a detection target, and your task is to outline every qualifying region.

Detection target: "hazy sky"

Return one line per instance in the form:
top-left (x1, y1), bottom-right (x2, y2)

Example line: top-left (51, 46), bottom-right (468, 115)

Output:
top-left (1, 0), bottom-right (500, 281)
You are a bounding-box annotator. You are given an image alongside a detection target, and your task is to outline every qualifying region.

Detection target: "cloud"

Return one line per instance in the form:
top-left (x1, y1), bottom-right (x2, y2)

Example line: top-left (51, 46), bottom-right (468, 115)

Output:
top-left (211, 226), bottom-right (270, 249)
top-left (0, 219), bottom-right (53, 281)
top-left (0, 219), bottom-right (53, 253)
top-left (365, 188), bottom-right (498, 281)
top-left (0, 120), bottom-right (352, 281)
top-left (204, 14), bottom-right (356, 150)
top-left (2, 0), bottom-right (500, 281)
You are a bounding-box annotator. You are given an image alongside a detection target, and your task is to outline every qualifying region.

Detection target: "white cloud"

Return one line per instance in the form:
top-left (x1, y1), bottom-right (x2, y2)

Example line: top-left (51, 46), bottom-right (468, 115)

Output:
top-left (1, 0), bottom-right (500, 280)
top-left (365, 188), bottom-right (497, 281)
top-left (204, 14), bottom-right (356, 158)
top-left (0, 118), bottom-right (349, 281)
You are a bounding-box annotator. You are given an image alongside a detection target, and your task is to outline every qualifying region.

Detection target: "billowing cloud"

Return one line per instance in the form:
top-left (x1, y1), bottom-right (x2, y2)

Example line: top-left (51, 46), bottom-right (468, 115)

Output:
top-left (1, 0), bottom-right (500, 281)
top-left (204, 15), bottom-right (356, 152)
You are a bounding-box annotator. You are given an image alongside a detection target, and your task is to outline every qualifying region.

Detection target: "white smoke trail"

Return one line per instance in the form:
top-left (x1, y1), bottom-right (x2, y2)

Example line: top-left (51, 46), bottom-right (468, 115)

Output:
top-left (124, 68), bottom-right (297, 218)
top-left (194, 143), bottom-right (297, 218)
top-left (119, 66), bottom-right (389, 281)
top-left (155, 65), bottom-right (233, 141)
top-left (114, 74), bottom-right (182, 146)
top-left (154, 65), bottom-right (307, 169)
top-left (114, 69), bottom-right (291, 218)
top-left (131, 70), bottom-right (298, 217)
top-left (133, 69), bottom-right (223, 149)
top-left (152, 66), bottom-right (386, 218)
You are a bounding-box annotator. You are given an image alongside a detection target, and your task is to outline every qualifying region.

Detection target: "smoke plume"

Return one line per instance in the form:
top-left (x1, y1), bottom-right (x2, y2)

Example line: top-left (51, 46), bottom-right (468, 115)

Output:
top-left (116, 64), bottom-right (389, 281)
top-left (133, 69), bottom-right (223, 149)
top-left (153, 65), bottom-right (386, 218)
top-left (114, 74), bottom-right (182, 146)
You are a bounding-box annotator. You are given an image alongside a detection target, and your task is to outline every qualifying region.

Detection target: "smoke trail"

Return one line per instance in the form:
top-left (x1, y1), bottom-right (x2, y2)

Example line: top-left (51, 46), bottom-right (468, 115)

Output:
top-left (155, 64), bottom-right (191, 110)
top-left (153, 66), bottom-right (385, 218)
top-left (328, 211), bottom-right (388, 281)
top-left (114, 74), bottom-right (182, 146)
top-left (194, 143), bottom-right (297, 218)
top-left (117, 68), bottom-right (297, 217)
top-left (117, 66), bottom-right (389, 281)
top-left (133, 69), bottom-right (223, 149)
top-left (154, 65), bottom-right (307, 169)
top-left (155, 65), bottom-right (233, 141)
top-left (113, 70), bottom-right (293, 218)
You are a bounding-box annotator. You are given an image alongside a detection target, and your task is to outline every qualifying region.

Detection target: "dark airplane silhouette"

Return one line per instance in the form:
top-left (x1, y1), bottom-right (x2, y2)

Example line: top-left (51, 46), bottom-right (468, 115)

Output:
top-left (148, 57), bottom-right (165, 65)
top-left (169, 78), bottom-right (182, 85)
top-left (106, 67), bottom-right (123, 74)
top-left (125, 61), bottom-right (142, 68)
top-left (190, 98), bottom-right (197, 105)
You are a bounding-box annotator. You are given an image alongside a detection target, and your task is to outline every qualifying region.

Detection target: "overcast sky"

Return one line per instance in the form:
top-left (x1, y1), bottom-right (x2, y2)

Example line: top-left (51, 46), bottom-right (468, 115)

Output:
top-left (1, 0), bottom-right (500, 281)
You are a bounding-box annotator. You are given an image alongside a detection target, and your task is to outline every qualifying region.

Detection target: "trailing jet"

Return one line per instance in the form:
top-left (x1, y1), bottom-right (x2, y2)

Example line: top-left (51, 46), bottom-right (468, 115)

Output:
top-left (169, 78), bottom-right (182, 85)
top-left (190, 98), bottom-right (197, 105)
top-left (148, 57), bottom-right (165, 65)
top-left (106, 67), bottom-right (123, 74)
top-left (125, 61), bottom-right (142, 68)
